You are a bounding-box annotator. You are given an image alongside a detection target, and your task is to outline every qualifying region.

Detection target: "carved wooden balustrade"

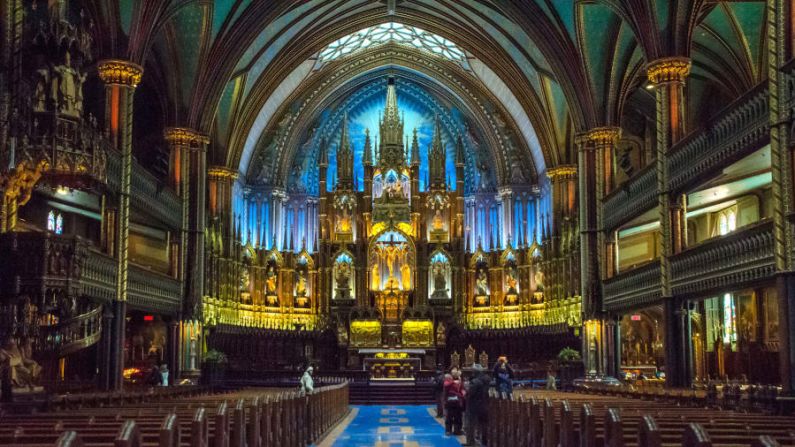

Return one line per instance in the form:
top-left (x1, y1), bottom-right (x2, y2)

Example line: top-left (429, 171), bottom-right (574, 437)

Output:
top-left (0, 232), bottom-right (88, 301)
top-left (0, 233), bottom-right (181, 316)
top-left (603, 260), bottom-right (661, 313)
top-left (38, 304), bottom-right (103, 356)
top-left (106, 151), bottom-right (182, 228)
top-left (670, 220), bottom-right (775, 298)
top-left (127, 264), bottom-right (181, 314)
top-left (604, 84), bottom-right (770, 231)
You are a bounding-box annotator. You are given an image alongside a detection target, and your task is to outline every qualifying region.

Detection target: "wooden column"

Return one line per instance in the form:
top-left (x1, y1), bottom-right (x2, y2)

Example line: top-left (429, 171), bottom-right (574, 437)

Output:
top-left (97, 59), bottom-right (142, 390)
top-left (646, 56), bottom-right (692, 388)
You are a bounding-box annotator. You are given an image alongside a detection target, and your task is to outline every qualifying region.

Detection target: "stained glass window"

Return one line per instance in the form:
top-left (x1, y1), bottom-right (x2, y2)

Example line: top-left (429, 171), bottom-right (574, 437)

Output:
top-left (318, 23), bottom-right (467, 66)
top-left (723, 293), bottom-right (737, 347)
top-left (47, 210), bottom-right (64, 234)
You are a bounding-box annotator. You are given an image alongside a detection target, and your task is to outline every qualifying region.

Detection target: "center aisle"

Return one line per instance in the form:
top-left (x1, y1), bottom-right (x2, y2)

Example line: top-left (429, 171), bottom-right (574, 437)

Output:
top-left (328, 405), bottom-right (464, 447)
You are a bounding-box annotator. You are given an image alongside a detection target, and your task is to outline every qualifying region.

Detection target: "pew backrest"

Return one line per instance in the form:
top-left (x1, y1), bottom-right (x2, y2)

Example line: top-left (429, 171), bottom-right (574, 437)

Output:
top-left (114, 420), bottom-right (141, 447)
top-left (682, 423), bottom-right (712, 447)
top-left (638, 414), bottom-right (661, 447)
top-left (159, 413), bottom-right (179, 447)
top-left (55, 431), bottom-right (84, 447)
top-left (192, 407), bottom-right (208, 447)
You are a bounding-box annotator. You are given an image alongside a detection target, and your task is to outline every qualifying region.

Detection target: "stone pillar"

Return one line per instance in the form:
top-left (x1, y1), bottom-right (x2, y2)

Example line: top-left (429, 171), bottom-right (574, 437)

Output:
top-left (97, 59), bottom-right (143, 391)
top-left (768, 0), bottom-right (795, 393)
top-left (647, 56), bottom-right (691, 387)
top-left (97, 306), bottom-right (115, 390)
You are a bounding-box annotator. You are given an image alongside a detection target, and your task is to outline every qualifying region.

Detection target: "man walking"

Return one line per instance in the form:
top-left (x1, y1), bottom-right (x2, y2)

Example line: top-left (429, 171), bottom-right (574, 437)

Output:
top-left (465, 364), bottom-right (490, 446)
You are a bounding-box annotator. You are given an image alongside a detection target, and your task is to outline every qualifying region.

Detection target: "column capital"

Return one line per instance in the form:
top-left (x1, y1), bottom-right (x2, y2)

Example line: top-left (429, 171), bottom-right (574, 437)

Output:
top-left (546, 165), bottom-right (577, 181)
top-left (645, 57), bottom-right (691, 85)
top-left (97, 59), bottom-right (143, 87)
top-left (164, 127), bottom-right (209, 146)
top-left (584, 126), bottom-right (622, 145)
top-left (207, 166), bottom-right (239, 182)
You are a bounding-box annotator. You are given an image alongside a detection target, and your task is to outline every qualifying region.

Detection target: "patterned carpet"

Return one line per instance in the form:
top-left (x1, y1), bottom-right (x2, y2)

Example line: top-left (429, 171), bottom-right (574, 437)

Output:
top-left (329, 405), bottom-right (464, 447)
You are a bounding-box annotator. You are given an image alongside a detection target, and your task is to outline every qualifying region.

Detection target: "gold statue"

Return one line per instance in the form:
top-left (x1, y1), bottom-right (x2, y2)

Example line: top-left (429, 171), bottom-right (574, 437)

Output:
top-left (266, 266), bottom-right (277, 294)
top-left (432, 209), bottom-right (444, 231)
top-left (374, 240), bottom-right (408, 290)
top-left (371, 264), bottom-right (380, 290)
top-left (295, 270), bottom-right (308, 297)
top-left (401, 263), bottom-right (411, 290)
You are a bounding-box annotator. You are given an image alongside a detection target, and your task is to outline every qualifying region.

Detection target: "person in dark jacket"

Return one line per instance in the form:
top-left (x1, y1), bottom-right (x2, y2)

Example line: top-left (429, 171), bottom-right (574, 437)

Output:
top-left (443, 369), bottom-right (466, 435)
top-left (493, 356), bottom-right (514, 395)
top-left (465, 364), bottom-right (490, 446)
top-left (433, 365), bottom-right (445, 417)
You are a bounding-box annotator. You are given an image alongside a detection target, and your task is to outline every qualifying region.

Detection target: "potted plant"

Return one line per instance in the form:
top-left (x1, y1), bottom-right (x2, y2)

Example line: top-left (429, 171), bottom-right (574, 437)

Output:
top-left (557, 347), bottom-right (583, 390)
top-left (202, 349), bottom-right (228, 386)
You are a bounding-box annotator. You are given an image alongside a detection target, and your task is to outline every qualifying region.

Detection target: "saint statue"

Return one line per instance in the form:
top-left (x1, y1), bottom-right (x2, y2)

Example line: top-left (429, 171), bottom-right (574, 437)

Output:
top-left (431, 261), bottom-right (449, 300)
top-left (401, 263), bottom-right (412, 290)
top-left (505, 266), bottom-right (518, 295)
top-left (335, 262), bottom-right (351, 300)
top-left (375, 241), bottom-right (407, 290)
top-left (465, 344), bottom-right (476, 367)
top-left (432, 209), bottom-right (444, 231)
top-left (475, 268), bottom-right (489, 296)
top-left (0, 338), bottom-right (41, 388)
top-left (371, 264), bottom-right (380, 290)
top-left (436, 322), bottom-right (446, 345)
top-left (265, 266), bottom-right (277, 294)
top-left (53, 52), bottom-right (87, 117)
top-left (295, 270), bottom-right (308, 297)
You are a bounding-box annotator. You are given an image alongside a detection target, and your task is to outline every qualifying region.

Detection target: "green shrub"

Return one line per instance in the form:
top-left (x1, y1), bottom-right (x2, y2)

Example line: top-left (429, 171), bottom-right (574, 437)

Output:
top-left (558, 347), bottom-right (581, 362)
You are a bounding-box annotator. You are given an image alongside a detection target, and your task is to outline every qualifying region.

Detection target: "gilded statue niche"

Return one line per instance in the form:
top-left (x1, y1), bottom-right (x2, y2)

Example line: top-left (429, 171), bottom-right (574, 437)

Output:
top-left (333, 251), bottom-right (355, 301)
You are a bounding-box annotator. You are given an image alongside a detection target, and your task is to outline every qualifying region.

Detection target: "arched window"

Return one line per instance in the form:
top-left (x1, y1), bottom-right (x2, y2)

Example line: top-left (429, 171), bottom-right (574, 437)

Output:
top-left (47, 210), bottom-right (63, 235)
top-left (713, 206), bottom-right (738, 237)
top-left (318, 22), bottom-right (467, 67)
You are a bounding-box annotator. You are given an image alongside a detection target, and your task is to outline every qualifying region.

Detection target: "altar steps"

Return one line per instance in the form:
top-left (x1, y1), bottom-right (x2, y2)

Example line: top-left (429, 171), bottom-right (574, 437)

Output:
top-left (350, 382), bottom-right (436, 405)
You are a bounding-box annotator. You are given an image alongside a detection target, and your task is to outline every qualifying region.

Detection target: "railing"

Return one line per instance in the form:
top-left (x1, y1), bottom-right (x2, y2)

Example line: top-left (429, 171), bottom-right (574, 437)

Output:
top-left (603, 260), bottom-right (661, 312)
top-left (38, 304), bottom-right (103, 357)
top-left (106, 150), bottom-right (182, 229)
top-left (603, 164), bottom-right (657, 231)
top-left (668, 84), bottom-right (769, 192)
top-left (82, 249), bottom-right (117, 302)
top-left (670, 220), bottom-right (775, 297)
top-left (127, 264), bottom-right (181, 314)
top-left (603, 83), bottom-right (769, 231)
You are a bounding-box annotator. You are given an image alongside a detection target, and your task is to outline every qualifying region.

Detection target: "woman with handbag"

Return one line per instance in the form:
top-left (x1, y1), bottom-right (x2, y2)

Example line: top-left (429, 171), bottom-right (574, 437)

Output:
top-left (443, 368), bottom-right (466, 435)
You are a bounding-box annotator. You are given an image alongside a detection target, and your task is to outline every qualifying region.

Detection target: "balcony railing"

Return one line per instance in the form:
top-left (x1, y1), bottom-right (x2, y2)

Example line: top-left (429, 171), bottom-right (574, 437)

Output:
top-left (128, 264), bottom-right (182, 314)
top-left (603, 260), bottom-right (662, 312)
top-left (106, 150), bottom-right (182, 229)
top-left (603, 83), bottom-right (769, 230)
top-left (670, 220), bottom-right (775, 298)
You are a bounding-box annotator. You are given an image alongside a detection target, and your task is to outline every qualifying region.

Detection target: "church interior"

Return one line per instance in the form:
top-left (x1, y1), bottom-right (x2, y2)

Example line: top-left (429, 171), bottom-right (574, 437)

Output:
top-left (2, 0), bottom-right (795, 445)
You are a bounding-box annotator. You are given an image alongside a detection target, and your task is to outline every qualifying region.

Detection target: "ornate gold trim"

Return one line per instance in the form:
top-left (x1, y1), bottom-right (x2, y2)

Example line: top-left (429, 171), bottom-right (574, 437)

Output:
top-left (546, 165), bottom-right (577, 180)
top-left (207, 166), bottom-right (239, 181)
top-left (584, 127), bottom-right (621, 145)
top-left (97, 59), bottom-right (143, 87)
top-left (164, 127), bottom-right (209, 146)
top-left (646, 57), bottom-right (691, 84)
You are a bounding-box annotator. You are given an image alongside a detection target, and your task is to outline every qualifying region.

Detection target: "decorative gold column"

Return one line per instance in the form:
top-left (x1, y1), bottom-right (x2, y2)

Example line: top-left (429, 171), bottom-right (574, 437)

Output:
top-left (97, 59), bottom-right (143, 390)
top-left (165, 128), bottom-right (199, 286)
top-left (647, 56), bottom-right (691, 388)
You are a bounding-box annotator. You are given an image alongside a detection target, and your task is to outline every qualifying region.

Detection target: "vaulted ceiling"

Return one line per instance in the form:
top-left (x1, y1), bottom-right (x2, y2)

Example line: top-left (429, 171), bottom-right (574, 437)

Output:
top-left (85, 0), bottom-right (767, 188)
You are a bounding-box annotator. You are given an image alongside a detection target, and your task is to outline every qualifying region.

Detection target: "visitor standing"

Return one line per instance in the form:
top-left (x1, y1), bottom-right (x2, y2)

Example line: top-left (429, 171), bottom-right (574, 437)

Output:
top-left (159, 364), bottom-right (169, 386)
top-left (545, 367), bottom-right (556, 390)
top-left (444, 368), bottom-right (466, 436)
top-left (300, 365), bottom-right (314, 393)
top-left (493, 356), bottom-right (514, 395)
top-left (465, 364), bottom-right (490, 446)
top-left (433, 365), bottom-right (445, 417)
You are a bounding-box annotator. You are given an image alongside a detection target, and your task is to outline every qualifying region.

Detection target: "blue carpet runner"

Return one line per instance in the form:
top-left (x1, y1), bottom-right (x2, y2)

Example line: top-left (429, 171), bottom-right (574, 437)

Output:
top-left (331, 405), bottom-right (463, 447)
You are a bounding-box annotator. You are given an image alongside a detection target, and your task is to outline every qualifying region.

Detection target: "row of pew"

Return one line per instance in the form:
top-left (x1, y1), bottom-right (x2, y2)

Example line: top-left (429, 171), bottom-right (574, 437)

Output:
top-left (575, 382), bottom-right (783, 414)
top-left (488, 389), bottom-right (795, 447)
top-left (0, 384), bottom-right (349, 446)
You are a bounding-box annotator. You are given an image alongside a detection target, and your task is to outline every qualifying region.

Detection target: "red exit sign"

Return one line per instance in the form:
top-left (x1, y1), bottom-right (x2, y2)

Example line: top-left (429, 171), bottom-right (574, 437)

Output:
top-left (630, 315), bottom-right (641, 321)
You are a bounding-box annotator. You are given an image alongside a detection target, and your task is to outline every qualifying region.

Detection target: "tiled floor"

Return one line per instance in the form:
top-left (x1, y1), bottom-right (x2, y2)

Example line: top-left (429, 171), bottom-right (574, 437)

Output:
top-left (329, 405), bottom-right (464, 447)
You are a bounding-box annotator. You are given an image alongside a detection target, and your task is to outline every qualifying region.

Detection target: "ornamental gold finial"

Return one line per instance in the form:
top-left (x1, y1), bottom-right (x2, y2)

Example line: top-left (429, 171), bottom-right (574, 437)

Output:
top-left (645, 57), bottom-right (691, 85)
top-left (164, 127), bottom-right (208, 146)
top-left (97, 59), bottom-right (143, 87)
